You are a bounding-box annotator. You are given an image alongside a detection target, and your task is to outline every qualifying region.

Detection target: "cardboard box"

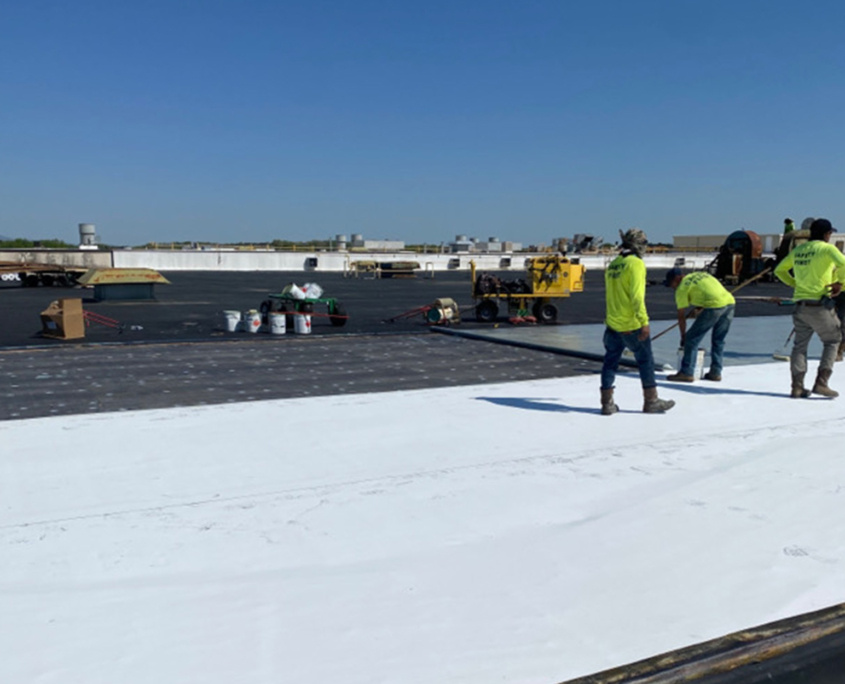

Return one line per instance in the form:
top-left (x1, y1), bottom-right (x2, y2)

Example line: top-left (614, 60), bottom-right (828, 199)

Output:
top-left (40, 298), bottom-right (85, 340)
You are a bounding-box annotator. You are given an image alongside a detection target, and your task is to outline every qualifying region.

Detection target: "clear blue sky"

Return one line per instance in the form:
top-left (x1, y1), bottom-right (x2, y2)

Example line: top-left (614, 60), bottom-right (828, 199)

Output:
top-left (2, 0), bottom-right (844, 247)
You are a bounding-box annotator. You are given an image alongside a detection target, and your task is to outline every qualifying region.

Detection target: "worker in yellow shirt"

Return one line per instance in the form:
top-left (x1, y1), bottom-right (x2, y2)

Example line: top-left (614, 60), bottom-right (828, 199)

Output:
top-left (600, 228), bottom-right (675, 415)
top-left (664, 269), bottom-right (736, 382)
top-left (774, 218), bottom-right (845, 398)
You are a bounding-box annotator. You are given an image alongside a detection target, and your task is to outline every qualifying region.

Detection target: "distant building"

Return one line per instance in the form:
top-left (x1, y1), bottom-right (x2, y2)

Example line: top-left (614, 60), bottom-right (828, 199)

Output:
top-left (350, 234), bottom-right (405, 251)
top-left (450, 235), bottom-right (474, 252)
top-left (448, 235), bottom-right (522, 253)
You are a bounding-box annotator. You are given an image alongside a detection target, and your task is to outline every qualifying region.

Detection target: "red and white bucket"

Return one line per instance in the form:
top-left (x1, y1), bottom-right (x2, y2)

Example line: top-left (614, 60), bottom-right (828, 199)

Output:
top-left (293, 313), bottom-right (311, 334)
top-left (244, 310), bottom-right (262, 333)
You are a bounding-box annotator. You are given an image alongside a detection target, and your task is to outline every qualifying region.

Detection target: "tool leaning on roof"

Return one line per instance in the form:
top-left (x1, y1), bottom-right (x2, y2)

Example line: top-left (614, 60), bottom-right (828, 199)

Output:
top-left (774, 218), bottom-right (845, 398)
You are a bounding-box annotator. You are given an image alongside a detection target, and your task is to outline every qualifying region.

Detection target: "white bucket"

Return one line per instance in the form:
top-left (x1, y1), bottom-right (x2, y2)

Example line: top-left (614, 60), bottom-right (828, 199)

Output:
top-left (284, 284), bottom-right (306, 300)
top-left (244, 310), bottom-right (262, 334)
top-left (269, 312), bottom-right (287, 335)
top-left (223, 310), bottom-right (242, 332)
top-left (302, 282), bottom-right (323, 299)
top-left (294, 313), bottom-right (312, 335)
top-left (677, 348), bottom-right (706, 378)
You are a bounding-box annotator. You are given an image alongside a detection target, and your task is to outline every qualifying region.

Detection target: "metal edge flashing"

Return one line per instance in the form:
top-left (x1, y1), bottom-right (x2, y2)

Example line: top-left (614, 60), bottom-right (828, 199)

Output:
top-left (558, 602), bottom-right (845, 684)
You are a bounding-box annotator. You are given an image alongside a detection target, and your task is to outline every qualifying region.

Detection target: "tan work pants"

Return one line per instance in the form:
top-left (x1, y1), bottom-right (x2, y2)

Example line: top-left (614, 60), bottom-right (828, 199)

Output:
top-left (791, 303), bottom-right (842, 376)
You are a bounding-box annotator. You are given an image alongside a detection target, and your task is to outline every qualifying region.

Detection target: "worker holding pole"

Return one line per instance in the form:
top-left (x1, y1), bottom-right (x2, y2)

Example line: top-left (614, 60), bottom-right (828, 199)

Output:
top-left (600, 228), bottom-right (675, 415)
top-left (663, 269), bottom-right (735, 383)
top-left (774, 218), bottom-right (845, 398)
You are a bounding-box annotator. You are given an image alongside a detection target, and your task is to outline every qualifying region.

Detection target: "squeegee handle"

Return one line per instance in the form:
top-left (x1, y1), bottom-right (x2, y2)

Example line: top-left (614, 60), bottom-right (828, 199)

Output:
top-left (651, 316), bottom-right (685, 342)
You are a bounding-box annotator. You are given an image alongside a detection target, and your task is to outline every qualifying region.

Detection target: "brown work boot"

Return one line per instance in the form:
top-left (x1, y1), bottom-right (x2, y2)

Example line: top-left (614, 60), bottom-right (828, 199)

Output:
top-left (791, 373), bottom-right (811, 398)
top-left (812, 369), bottom-right (839, 398)
top-left (643, 387), bottom-right (675, 413)
top-left (666, 372), bottom-right (695, 382)
top-left (837, 342), bottom-right (845, 362)
top-left (703, 372), bottom-right (721, 381)
top-left (600, 388), bottom-right (618, 416)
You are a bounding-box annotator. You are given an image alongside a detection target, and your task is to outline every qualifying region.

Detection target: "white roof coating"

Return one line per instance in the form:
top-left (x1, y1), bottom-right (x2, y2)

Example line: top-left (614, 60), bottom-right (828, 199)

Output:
top-left (2, 354), bottom-right (845, 683)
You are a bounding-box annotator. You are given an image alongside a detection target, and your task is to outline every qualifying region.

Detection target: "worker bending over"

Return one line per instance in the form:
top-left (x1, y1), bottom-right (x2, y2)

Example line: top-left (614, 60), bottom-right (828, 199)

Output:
top-left (774, 218), bottom-right (845, 398)
top-left (664, 269), bottom-right (735, 382)
top-left (600, 228), bottom-right (675, 415)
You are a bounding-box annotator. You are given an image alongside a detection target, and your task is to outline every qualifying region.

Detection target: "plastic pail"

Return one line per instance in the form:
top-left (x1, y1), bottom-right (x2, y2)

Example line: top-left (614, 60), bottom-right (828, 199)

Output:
top-left (244, 310), bottom-right (262, 333)
top-left (694, 348), bottom-right (706, 378)
top-left (223, 310), bottom-right (242, 332)
top-left (269, 312), bottom-right (287, 335)
top-left (294, 313), bottom-right (312, 334)
top-left (677, 348), bottom-right (706, 378)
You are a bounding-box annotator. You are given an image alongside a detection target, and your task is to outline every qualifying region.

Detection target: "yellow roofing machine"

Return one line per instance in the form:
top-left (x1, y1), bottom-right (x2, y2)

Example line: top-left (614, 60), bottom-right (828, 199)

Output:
top-left (471, 255), bottom-right (584, 323)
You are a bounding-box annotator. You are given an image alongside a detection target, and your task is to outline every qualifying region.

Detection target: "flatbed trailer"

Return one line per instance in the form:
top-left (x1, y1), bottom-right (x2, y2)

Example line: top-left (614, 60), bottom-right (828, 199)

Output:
top-left (471, 255), bottom-right (585, 323)
top-left (0, 261), bottom-right (87, 287)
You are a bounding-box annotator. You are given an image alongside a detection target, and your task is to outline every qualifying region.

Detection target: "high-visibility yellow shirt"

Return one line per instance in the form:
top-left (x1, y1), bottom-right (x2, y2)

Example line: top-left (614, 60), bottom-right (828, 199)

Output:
top-left (675, 272), bottom-right (735, 309)
top-left (774, 240), bottom-right (845, 301)
top-left (605, 253), bottom-right (648, 332)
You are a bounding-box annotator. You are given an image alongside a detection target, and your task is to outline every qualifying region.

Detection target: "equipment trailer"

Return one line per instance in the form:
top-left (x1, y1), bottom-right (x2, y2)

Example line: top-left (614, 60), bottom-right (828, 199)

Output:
top-left (471, 255), bottom-right (585, 323)
top-left (263, 292), bottom-right (348, 327)
top-left (0, 261), bottom-right (87, 287)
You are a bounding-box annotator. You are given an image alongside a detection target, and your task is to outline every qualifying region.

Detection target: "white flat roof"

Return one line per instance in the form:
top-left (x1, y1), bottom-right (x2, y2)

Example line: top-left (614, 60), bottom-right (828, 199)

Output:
top-left (3, 341), bottom-right (844, 683)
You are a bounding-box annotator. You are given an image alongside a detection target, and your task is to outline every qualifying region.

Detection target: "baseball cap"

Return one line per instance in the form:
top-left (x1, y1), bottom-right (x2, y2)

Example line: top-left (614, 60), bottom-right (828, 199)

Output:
top-left (810, 218), bottom-right (837, 240)
top-left (663, 267), bottom-right (683, 287)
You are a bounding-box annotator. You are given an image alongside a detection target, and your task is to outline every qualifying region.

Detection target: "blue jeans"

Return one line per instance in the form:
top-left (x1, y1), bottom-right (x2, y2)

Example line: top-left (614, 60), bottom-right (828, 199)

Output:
top-left (680, 305), bottom-right (735, 376)
top-left (601, 327), bottom-right (656, 390)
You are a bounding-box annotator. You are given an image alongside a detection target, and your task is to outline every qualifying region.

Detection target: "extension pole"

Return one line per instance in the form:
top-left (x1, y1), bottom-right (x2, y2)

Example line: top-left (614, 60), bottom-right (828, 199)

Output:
top-left (773, 328), bottom-right (796, 361)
